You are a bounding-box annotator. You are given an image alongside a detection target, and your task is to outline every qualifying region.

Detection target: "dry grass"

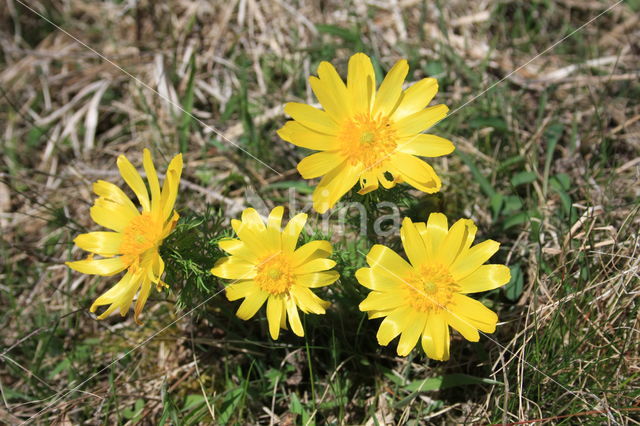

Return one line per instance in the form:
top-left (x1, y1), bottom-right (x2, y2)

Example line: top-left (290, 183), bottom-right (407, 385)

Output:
top-left (1, 0), bottom-right (639, 424)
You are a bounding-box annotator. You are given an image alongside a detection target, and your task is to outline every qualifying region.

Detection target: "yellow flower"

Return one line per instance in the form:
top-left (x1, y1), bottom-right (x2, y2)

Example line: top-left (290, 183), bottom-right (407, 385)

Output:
top-left (278, 52), bottom-right (454, 213)
top-left (356, 213), bottom-right (510, 360)
top-left (66, 149), bottom-right (183, 323)
top-left (211, 207), bottom-right (339, 339)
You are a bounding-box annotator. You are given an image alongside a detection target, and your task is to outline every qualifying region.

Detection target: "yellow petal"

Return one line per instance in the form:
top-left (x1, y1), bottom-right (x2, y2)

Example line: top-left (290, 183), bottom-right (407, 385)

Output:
top-left (282, 213), bottom-right (307, 253)
top-left (451, 294), bottom-right (498, 333)
top-left (90, 199), bottom-right (138, 233)
top-left (236, 290), bottom-right (269, 320)
top-left (309, 75), bottom-right (349, 124)
top-left (395, 104), bottom-right (448, 137)
top-left (373, 59), bottom-right (408, 118)
top-left (142, 149), bottom-right (161, 215)
top-left (218, 239), bottom-right (259, 263)
top-left (297, 151), bottom-right (342, 179)
top-left (422, 312), bottom-right (450, 361)
top-left (357, 170), bottom-right (379, 195)
top-left (376, 306), bottom-right (414, 346)
top-left (66, 256), bottom-right (126, 276)
top-left (451, 240), bottom-right (500, 281)
top-left (225, 280), bottom-right (258, 301)
top-left (277, 121), bottom-right (339, 151)
top-left (292, 240), bottom-right (332, 267)
top-left (284, 103), bottom-right (339, 135)
top-left (90, 270), bottom-right (140, 319)
top-left (390, 153), bottom-right (441, 194)
top-left (296, 271), bottom-right (339, 288)
top-left (290, 286), bottom-right (329, 314)
top-left (359, 291), bottom-right (404, 312)
top-left (355, 267), bottom-right (399, 292)
top-left (74, 232), bottom-right (123, 257)
top-left (400, 217), bottom-right (427, 267)
top-left (391, 78), bottom-right (438, 121)
top-left (437, 218), bottom-right (476, 266)
top-left (286, 296), bottom-right (304, 337)
top-left (366, 244), bottom-right (413, 278)
top-left (347, 53), bottom-right (376, 115)
top-left (93, 180), bottom-right (137, 213)
top-left (295, 258), bottom-right (336, 274)
top-left (133, 279), bottom-right (153, 324)
top-left (422, 213), bottom-right (448, 257)
top-left (160, 153), bottom-right (183, 222)
top-left (210, 257), bottom-right (257, 280)
top-left (317, 61), bottom-right (351, 117)
top-left (396, 134), bottom-right (455, 157)
top-left (397, 311), bottom-right (427, 356)
top-left (266, 296), bottom-right (284, 340)
top-left (241, 208), bottom-right (266, 231)
top-left (446, 310), bottom-right (480, 342)
top-left (117, 154), bottom-right (150, 212)
top-left (312, 162), bottom-right (362, 214)
top-left (148, 252), bottom-right (165, 283)
top-left (267, 206), bottom-right (284, 230)
top-left (265, 207), bottom-right (284, 252)
top-left (459, 265), bottom-right (510, 293)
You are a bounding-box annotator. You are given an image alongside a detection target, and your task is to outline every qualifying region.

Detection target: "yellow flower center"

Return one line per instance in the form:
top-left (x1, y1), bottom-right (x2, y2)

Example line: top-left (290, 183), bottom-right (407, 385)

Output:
top-left (405, 264), bottom-right (459, 312)
top-left (120, 213), bottom-right (163, 261)
top-left (338, 113), bottom-right (398, 169)
top-left (256, 253), bottom-right (295, 295)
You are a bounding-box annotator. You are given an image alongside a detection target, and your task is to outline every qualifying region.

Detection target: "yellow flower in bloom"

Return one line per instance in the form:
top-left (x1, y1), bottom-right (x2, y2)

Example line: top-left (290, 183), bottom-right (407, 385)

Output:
top-left (278, 52), bottom-right (454, 213)
top-left (356, 213), bottom-right (510, 360)
top-left (211, 207), bottom-right (339, 339)
top-left (66, 149), bottom-right (183, 323)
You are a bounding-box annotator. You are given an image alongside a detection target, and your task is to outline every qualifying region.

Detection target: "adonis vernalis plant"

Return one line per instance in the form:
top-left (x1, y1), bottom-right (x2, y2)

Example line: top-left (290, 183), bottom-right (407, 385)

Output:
top-left (278, 52), bottom-right (454, 213)
top-left (211, 207), bottom-right (339, 339)
top-left (66, 149), bottom-right (183, 323)
top-left (356, 213), bottom-right (510, 360)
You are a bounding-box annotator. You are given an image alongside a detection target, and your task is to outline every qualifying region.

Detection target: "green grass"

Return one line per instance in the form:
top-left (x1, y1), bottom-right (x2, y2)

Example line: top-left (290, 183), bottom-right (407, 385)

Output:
top-left (1, 1), bottom-right (638, 424)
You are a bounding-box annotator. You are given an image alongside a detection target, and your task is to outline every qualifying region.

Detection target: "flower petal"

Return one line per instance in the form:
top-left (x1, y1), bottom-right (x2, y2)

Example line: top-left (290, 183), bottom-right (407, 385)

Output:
top-left (210, 257), bottom-right (257, 280)
top-left (437, 218), bottom-right (476, 267)
top-left (286, 296), bottom-right (305, 337)
top-left (355, 267), bottom-right (399, 292)
top-left (359, 291), bottom-right (405, 312)
top-left (459, 265), bottom-right (511, 294)
top-left (347, 53), bottom-right (376, 115)
top-left (277, 121), bottom-right (339, 151)
top-left (397, 134), bottom-right (455, 157)
top-left (395, 104), bottom-right (448, 137)
top-left (451, 240), bottom-right (500, 281)
top-left (90, 199), bottom-right (138, 233)
top-left (290, 286), bottom-right (330, 314)
top-left (373, 59), bottom-right (408, 118)
top-left (160, 153), bottom-right (183, 222)
top-left (451, 294), bottom-right (498, 333)
top-left (366, 244), bottom-right (413, 278)
top-left (310, 74), bottom-right (349, 124)
top-left (297, 151), bottom-right (342, 179)
top-left (422, 312), bottom-right (450, 361)
top-left (292, 240), bottom-right (332, 267)
top-left (74, 232), bottom-right (123, 257)
top-left (317, 61), bottom-right (351, 117)
top-left (296, 271), bottom-right (339, 288)
top-left (376, 306), bottom-right (415, 346)
top-left (66, 256), bottom-right (127, 276)
top-left (236, 290), bottom-right (269, 320)
top-left (421, 213), bottom-right (448, 258)
top-left (93, 180), bottom-right (137, 213)
top-left (117, 154), bottom-right (150, 212)
top-left (267, 296), bottom-right (284, 340)
top-left (397, 311), bottom-right (427, 356)
top-left (312, 162), bottom-right (362, 214)
top-left (390, 153), bottom-right (441, 194)
top-left (133, 279), bottom-right (153, 324)
top-left (391, 78), bottom-right (439, 121)
top-left (142, 149), bottom-right (161, 215)
top-left (282, 213), bottom-right (307, 253)
top-left (446, 310), bottom-right (480, 342)
top-left (400, 217), bottom-right (427, 267)
top-left (225, 280), bottom-right (257, 301)
top-left (284, 103), bottom-right (339, 135)
top-left (218, 239), bottom-right (259, 263)
top-left (295, 258), bottom-right (336, 274)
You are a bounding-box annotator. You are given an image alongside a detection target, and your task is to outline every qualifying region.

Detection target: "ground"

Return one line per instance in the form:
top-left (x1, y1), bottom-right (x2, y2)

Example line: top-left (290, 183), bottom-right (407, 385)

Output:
top-left (1, 0), bottom-right (639, 424)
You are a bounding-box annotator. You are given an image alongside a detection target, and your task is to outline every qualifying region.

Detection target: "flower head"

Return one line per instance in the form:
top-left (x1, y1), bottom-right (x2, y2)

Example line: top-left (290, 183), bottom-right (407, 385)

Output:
top-left (66, 149), bottom-right (183, 323)
top-left (278, 52), bottom-right (454, 213)
top-left (211, 207), bottom-right (339, 339)
top-left (356, 213), bottom-right (510, 360)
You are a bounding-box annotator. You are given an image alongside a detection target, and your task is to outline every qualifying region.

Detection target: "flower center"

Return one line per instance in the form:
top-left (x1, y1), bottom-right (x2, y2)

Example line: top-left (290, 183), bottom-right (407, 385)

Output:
top-left (256, 253), bottom-right (295, 295)
top-left (338, 113), bottom-right (398, 169)
top-left (405, 264), bottom-right (459, 313)
top-left (120, 213), bottom-right (162, 260)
